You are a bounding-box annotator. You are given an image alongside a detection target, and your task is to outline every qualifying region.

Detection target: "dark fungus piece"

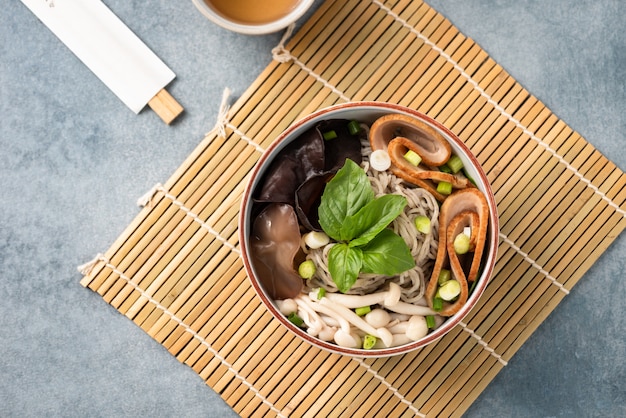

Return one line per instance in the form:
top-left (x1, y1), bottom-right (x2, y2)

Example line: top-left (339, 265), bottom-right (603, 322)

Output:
top-left (255, 127), bottom-right (325, 206)
top-left (317, 119), bottom-right (364, 172)
top-left (250, 203), bottom-right (304, 300)
top-left (295, 171), bottom-right (334, 231)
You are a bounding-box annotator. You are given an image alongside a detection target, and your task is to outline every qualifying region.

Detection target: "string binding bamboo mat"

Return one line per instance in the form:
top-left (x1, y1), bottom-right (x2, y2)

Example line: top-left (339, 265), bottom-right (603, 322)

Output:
top-left (79, 0), bottom-right (626, 416)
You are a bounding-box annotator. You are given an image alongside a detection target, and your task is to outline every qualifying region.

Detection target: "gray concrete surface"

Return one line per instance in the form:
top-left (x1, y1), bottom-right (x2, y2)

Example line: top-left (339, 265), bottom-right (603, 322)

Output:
top-left (1, 0), bottom-right (624, 416)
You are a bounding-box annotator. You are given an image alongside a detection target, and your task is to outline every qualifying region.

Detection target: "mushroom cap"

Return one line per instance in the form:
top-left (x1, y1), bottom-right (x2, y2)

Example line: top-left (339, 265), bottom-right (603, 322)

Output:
top-left (406, 315), bottom-right (429, 341)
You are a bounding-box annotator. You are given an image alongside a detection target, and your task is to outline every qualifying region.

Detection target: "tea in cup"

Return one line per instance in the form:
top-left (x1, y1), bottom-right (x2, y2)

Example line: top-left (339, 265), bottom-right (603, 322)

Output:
top-left (192, 0), bottom-right (314, 35)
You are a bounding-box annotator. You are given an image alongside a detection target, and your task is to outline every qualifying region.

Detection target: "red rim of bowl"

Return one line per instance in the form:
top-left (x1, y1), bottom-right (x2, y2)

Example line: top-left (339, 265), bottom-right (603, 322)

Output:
top-left (238, 101), bottom-right (499, 357)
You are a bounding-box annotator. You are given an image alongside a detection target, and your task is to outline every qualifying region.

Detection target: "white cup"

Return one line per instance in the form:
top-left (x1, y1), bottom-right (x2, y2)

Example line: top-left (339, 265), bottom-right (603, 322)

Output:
top-left (192, 0), bottom-right (314, 35)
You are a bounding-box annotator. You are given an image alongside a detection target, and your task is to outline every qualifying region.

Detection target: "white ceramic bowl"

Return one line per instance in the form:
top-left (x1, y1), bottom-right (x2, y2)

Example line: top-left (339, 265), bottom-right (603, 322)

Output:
top-left (191, 0), bottom-right (314, 35)
top-left (239, 102), bottom-right (499, 357)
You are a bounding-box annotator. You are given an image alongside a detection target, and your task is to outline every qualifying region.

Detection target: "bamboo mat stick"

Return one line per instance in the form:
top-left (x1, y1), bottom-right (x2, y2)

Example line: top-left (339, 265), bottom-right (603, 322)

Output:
top-left (147, 251), bottom-right (243, 343)
top-left (173, 268), bottom-right (252, 362)
top-left (165, 266), bottom-right (249, 361)
top-left (120, 163), bottom-right (247, 317)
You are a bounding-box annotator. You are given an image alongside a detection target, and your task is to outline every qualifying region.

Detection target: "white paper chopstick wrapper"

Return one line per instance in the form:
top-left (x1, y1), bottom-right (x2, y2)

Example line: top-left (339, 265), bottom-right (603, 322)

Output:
top-left (20, 0), bottom-right (180, 122)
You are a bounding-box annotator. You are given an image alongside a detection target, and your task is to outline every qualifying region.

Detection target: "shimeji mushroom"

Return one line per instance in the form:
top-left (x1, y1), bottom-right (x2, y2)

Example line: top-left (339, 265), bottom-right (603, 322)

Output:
top-left (387, 315), bottom-right (429, 341)
top-left (297, 295), bottom-right (361, 348)
top-left (383, 300), bottom-right (437, 317)
top-left (364, 309), bottom-right (392, 328)
top-left (294, 295), bottom-right (337, 342)
top-left (318, 298), bottom-right (394, 347)
top-left (313, 282), bottom-right (436, 317)
top-left (276, 298), bottom-right (298, 316)
top-left (310, 282), bottom-right (402, 309)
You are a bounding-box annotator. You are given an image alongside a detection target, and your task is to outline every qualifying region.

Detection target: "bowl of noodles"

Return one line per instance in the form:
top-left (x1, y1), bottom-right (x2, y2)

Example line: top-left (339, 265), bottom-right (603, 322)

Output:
top-left (239, 102), bottom-right (499, 357)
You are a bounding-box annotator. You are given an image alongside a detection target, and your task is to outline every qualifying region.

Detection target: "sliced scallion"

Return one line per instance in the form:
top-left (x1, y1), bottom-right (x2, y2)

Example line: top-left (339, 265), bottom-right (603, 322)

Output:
top-left (347, 120), bottom-right (361, 135)
top-left (438, 280), bottom-right (461, 301)
top-left (462, 168), bottom-right (477, 186)
top-left (316, 287), bottom-right (326, 300)
top-left (426, 315), bottom-right (436, 329)
top-left (453, 232), bottom-right (470, 255)
top-left (432, 296), bottom-right (444, 312)
top-left (323, 130), bottom-right (337, 140)
top-left (439, 164), bottom-right (453, 174)
top-left (447, 155), bottom-right (464, 173)
top-left (363, 334), bottom-right (377, 349)
top-left (436, 181), bottom-right (453, 195)
top-left (355, 306), bottom-right (371, 316)
top-left (414, 215), bottom-right (431, 234)
top-left (298, 260), bottom-right (316, 279)
top-left (438, 269), bottom-right (451, 286)
top-left (287, 312), bottom-right (304, 327)
top-left (404, 149), bottom-right (422, 167)
top-left (469, 278), bottom-right (478, 295)
top-left (370, 149), bottom-right (391, 171)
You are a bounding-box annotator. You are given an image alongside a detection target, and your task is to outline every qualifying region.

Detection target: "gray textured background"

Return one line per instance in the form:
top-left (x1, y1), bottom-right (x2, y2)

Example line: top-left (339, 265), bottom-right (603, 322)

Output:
top-left (1, 0), bottom-right (624, 416)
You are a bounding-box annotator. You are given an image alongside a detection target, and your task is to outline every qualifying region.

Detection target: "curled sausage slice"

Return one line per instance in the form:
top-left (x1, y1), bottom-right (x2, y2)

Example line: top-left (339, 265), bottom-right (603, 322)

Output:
top-left (370, 114), bottom-right (472, 202)
top-left (387, 137), bottom-right (473, 201)
top-left (370, 113), bottom-right (451, 165)
top-left (426, 188), bottom-right (489, 316)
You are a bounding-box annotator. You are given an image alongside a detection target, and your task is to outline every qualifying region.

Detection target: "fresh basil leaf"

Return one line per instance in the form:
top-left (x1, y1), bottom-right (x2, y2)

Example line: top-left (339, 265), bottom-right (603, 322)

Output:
top-left (346, 194), bottom-right (407, 248)
top-left (361, 229), bottom-right (415, 275)
top-left (318, 159), bottom-right (374, 241)
top-left (328, 243), bottom-right (363, 293)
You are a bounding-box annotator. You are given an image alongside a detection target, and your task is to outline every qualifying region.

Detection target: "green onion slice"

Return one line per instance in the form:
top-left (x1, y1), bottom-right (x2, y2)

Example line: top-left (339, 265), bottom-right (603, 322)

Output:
top-left (414, 215), bottom-right (431, 234)
top-left (437, 269), bottom-right (451, 286)
top-left (447, 155), bottom-right (464, 173)
top-left (323, 130), bottom-right (337, 140)
top-left (432, 296), bottom-right (444, 312)
top-left (403, 149), bottom-right (422, 167)
top-left (287, 312), bottom-right (304, 327)
top-left (426, 315), bottom-right (436, 329)
top-left (347, 120), bottom-right (361, 135)
top-left (436, 181), bottom-right (453, 195)
top-left (439, 164), bottom-right (453, 174)
top-left (462, 168), bottom-right (477, 186)
top-left (355, 306), bottom-right (371, 316)
top-left (438, 280), bottom-right (461, 301)
top-left (298, 260), bottom-right (316, 279)
top-left (363, 335), bottom-right (377, 349)
top-left (453, 233), bottom-right (470, 255)
top-left (370, 149), bottom-right (391, 171)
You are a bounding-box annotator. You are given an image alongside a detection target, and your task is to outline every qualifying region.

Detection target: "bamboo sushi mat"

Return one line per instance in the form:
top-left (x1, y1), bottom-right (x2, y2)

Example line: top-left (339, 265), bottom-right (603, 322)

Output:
top-left (79, 0), bottom-right (626, 416)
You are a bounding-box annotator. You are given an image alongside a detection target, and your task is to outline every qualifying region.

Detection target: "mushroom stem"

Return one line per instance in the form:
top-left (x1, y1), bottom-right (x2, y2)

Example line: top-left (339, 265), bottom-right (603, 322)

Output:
top-left (312, 282), bottom-right (402, 309)
top-left (296, 295), bottom-right (346, 332)
top-left (383, 300), bottom-right (437, 317)
top-left (294, 295), bottom-right (334, 339)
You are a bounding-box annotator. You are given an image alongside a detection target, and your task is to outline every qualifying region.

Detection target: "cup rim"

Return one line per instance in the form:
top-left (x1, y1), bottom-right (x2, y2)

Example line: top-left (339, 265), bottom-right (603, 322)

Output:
top-left (191, 0), bottom-right (314, 35)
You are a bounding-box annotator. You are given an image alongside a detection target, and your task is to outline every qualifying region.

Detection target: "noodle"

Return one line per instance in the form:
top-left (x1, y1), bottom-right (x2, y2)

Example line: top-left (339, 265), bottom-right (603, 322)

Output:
top-left (304, 138), bottom-right (440, 306)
